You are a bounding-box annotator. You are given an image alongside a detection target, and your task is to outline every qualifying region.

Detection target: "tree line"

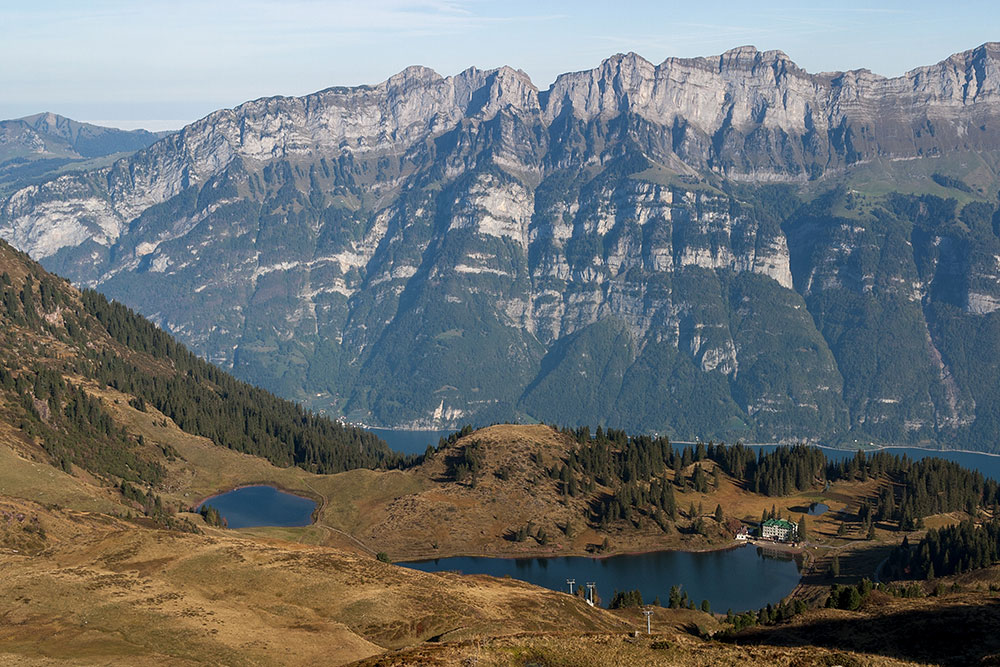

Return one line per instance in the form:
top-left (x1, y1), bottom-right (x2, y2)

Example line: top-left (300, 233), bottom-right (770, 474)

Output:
top-left (0, 243), bottom-right (416, 505)
top-left (75, 288), bottom-right (414, 474)
top-left (543, 424), bottom-right (1000, 535)
top-left (884, 519), bottom-right (1000, 580)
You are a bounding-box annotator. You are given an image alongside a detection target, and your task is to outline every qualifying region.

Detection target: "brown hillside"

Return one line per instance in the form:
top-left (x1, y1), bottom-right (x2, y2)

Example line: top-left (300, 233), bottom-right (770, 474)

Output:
top-left (0, 497), bottom-right (628, 666)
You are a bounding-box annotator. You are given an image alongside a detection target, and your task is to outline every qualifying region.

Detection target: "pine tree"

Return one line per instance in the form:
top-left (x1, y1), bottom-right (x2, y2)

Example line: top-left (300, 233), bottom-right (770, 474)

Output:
top-left (668, 585), bottom-right (681, 609)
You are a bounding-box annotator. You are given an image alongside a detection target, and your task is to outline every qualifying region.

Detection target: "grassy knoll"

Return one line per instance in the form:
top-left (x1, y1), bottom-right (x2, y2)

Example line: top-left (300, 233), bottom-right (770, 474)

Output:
top-left (351, 625), bottom-right (917, 667)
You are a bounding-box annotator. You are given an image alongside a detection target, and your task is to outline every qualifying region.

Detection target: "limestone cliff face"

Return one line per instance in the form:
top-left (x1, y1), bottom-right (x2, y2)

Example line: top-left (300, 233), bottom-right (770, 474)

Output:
top-left (544, 43), bottom-right (1000, 178)
top-left (7, 44), bottom-right (1000, 262)
top-left (2, 44), bottom-right (1000, 444)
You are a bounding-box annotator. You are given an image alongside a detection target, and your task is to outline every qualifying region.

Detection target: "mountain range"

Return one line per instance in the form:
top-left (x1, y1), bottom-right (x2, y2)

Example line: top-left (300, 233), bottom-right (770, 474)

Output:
top-left (0, 112), bottom-right (171, 198)
top-left (2, 44), bottom-right (1000, 448)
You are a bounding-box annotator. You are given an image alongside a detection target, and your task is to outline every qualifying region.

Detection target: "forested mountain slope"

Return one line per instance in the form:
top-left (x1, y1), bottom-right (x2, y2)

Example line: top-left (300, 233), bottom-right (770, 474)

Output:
top-left (0, 238), bottom-right (401, 488)
top-left (3, 44), bottom-right (1000, 448)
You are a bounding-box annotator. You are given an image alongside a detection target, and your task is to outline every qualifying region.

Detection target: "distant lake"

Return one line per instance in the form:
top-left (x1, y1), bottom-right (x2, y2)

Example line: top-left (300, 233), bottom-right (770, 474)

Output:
top-left (370, 428), bottom-right (456, 455)
top-left (750, 445), bottom-right (1000, 482)
top-left (400, 544), bottom-right (800, 613)
top-left (197, 485), bottom-right (316, 529)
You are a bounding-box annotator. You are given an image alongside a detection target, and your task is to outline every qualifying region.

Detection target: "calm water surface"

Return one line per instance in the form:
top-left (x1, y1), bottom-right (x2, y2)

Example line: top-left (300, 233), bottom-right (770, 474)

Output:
top-left (370, 428), bottom-right (456, 455)
top-left (807, 502), bottom-right (829, 516)
top-left (379, 431), bottom-right (1000, 614)
top-left (197, 485), bottom-right (316, 529)
top-left (401, 544), bottom-right (800, 612)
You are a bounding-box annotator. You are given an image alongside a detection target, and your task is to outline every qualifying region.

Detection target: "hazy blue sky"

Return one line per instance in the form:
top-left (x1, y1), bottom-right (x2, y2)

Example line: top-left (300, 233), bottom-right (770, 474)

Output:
top-left (3, 0), bottom-right (998, 130)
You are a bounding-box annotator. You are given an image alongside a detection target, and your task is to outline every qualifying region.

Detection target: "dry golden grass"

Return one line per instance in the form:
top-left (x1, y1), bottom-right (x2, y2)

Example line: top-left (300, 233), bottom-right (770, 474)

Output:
top-left (0, 497), bottom-right (630, 666)
top-left (2, 392), bottom-right (993, 666)
top-left (324, 425), bottom-right (914, 562)
top-left (349, 625), bottom-right (921, 666)
top-left (733, 589), bottom-right (1000, 667)
top-left (45, 399), bottom-right (920, 568)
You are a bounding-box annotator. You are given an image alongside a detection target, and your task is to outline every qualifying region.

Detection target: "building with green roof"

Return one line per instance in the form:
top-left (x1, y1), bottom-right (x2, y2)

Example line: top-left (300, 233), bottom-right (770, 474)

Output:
top-left (761, 518), bottom-right (797, 542)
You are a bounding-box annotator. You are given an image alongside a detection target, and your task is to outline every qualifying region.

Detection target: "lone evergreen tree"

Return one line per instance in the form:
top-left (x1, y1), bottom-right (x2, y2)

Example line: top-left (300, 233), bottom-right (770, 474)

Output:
top-left (668, 585), bottom-right (681, 609)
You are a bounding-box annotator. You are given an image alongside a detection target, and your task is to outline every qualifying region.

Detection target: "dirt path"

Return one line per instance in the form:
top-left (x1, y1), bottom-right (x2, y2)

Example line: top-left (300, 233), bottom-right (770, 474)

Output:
top-left (301, 478), bottom-right (378, 556)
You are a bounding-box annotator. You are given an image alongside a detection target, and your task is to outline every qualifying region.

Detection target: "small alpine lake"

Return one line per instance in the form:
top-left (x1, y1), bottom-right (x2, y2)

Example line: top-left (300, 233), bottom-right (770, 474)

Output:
top-left (807, 502), bottom-right (829, 516)
top-left (197, 485), bottom-right (317, 529)
top-left (399, 543), bottom-right (801, 612)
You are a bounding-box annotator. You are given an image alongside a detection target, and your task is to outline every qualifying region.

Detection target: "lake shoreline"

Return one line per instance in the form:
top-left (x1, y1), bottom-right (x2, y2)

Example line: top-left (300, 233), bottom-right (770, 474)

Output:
top-left (193, 483), bottom-right (323, 526)
top-left (820, 444), bottom-right (1000, 459)
top-left (393, 538), bottom-right (770, 564)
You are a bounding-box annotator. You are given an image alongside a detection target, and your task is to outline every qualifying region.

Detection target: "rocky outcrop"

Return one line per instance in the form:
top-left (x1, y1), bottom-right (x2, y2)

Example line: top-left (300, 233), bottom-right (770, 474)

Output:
top-left (2, 44), bottom-right (1000, 446)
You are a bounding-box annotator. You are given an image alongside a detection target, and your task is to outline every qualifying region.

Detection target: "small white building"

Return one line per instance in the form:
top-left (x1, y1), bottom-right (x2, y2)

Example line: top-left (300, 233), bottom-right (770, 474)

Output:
top-left (761, 518), bottom-right (797, 542)
top-left (735, 526), bottom-right (751, 540)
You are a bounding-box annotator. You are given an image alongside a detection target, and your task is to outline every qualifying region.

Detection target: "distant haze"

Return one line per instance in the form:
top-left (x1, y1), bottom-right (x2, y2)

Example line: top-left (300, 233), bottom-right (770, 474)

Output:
top-left (82, 120), bottom-right (191, 132)
top-left (2, 0), bottom-right (999, 125)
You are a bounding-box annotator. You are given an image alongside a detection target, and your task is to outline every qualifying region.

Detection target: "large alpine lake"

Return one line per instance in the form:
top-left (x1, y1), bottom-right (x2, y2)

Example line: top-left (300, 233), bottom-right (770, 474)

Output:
top-left (197, 486), bottom-right (316, 529)
top-left (400, 544), bottom-right (801, 612)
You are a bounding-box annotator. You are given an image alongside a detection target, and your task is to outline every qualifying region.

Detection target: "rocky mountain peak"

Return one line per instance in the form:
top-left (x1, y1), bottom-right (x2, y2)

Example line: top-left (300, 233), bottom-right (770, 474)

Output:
top-left (716, 45), bottom-right (793, 69)
top-left (453, 65), bottom-right (540, 118)
top-left (386, 64), bottom-right (443, 87)
top-left (542, 51), bottom-right (657, 122)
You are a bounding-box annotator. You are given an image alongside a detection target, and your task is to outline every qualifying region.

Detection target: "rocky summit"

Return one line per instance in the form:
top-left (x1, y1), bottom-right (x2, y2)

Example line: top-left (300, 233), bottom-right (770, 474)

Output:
top-left (3, 44), bottom-right (1000, 446)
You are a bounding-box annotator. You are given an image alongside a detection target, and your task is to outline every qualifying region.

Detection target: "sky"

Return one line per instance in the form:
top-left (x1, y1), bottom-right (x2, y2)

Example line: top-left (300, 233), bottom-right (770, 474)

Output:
top-left (2, 0), bottom-right (998, 131)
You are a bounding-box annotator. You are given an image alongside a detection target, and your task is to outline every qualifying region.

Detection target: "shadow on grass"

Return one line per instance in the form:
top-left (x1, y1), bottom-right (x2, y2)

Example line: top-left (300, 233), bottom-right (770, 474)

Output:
top-left (723, 597), bottom-right (1000, 666)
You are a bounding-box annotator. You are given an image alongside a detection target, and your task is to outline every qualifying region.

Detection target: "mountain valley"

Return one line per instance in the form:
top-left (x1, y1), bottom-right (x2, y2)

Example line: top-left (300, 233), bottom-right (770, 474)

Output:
top-left (7, 36), bottom-right (1000, 666)
top-left (4, 235), bottom-right (1000, 665)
